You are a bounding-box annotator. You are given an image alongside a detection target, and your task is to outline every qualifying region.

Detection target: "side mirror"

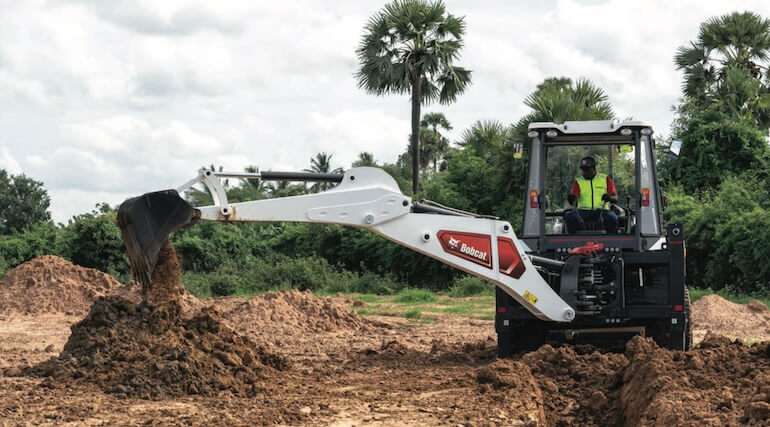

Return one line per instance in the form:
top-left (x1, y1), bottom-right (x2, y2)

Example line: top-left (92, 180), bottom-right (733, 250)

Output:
top-left (513, 140), bottom-right (524, 159)
top-left (668, 140), bottom-right (682, 159)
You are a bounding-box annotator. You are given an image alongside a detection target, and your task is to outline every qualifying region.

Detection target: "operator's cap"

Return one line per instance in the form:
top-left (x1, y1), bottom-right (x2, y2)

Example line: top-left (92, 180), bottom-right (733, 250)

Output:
top-left (580, 156), bottom-right (597, 169)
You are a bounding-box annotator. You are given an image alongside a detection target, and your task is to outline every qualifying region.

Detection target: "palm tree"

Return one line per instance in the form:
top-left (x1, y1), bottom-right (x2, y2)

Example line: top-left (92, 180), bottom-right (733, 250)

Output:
top-left (304, 152), bottom-right (343, 193)
top-left (242, 165), bottom-right (266, 193)
top-left (421, 112), bottom-right (452, 171)
top-left (675, 11), bottom-right (770, 102)
top-left (458, 120), bottom-right (508, 159)
top-left (267, 180), bottom-right (308, 198)
top-left (513, 78), bottom-right (615, 140)
top-left (356, 0), bottom-right (472, 194)
top-left (352, 152), bottom-right (377, 167)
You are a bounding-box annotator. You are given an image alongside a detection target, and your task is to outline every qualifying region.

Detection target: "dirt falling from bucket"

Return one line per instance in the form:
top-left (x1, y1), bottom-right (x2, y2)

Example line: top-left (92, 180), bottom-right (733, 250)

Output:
top-left (143, 240), bottom-right (182, 306)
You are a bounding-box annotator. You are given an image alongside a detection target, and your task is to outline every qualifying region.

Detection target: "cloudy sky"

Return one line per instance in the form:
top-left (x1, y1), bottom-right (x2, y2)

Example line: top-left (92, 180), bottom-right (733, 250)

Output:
top-left (2, 0), bottom-right (770, 222)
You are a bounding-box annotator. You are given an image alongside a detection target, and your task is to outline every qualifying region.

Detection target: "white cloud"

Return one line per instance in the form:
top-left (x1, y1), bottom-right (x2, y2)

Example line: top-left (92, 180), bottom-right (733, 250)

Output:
top-left (48, 188), bottom-right (129, 223)
top-left (0, 147), bottom-right (22, 175)
top-left (2, 0), bottom-right (770, 222)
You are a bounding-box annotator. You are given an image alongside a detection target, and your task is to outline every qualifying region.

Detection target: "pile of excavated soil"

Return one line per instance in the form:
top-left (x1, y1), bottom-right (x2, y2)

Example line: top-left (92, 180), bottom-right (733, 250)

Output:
top-left (692, 294), bottom-right (770, 342)
top-left (522, 344), bottom-right (627, 426)
top-left (221, 290), bottom-right (383, 336)
top-left (470, 335), bottom-right (770, 425)
top-left (27, 296), bottom-right (287, 398)
top-left (26, 242), bottom-right (286, 398)
top-left (0, 256), bottom-right (140, 316)
top-left (473, 360), bottom-right (547, 425)
top-left (622, 334), bottom-right (770, 425)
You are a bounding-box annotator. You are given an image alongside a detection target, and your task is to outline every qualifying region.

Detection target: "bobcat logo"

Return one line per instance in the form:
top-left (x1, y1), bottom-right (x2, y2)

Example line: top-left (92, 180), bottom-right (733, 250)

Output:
top-left (448, 236), bottom-right (460, 249)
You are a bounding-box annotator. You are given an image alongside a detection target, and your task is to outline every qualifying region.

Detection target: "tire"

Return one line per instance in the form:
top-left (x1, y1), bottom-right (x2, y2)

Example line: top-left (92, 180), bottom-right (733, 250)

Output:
top-left (497, 320), bottom-right (545, 358)
top-left (684, 288), bottom-right (692, 351)
top-left (497, 332), bottom-right (514, 358)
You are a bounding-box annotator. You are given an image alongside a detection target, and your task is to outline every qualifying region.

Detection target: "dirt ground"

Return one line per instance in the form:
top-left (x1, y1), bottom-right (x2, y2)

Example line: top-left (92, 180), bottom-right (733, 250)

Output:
top-left (1, 255), bottom-right (769, 426)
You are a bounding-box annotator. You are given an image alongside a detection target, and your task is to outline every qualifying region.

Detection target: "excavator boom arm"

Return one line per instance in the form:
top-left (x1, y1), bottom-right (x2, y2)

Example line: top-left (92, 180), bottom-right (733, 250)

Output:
top-left (118, 167), bottom-right (575, 322)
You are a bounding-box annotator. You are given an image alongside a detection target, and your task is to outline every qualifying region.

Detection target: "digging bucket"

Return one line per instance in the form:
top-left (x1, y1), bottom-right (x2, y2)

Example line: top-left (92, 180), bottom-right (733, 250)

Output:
top-left (116, 190), bottom-right (197, 286)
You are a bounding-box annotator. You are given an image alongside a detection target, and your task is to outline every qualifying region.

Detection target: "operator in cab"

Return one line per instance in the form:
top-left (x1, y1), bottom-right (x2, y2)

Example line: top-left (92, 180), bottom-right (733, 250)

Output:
top-left (564, 156), bottom-right (618, 233)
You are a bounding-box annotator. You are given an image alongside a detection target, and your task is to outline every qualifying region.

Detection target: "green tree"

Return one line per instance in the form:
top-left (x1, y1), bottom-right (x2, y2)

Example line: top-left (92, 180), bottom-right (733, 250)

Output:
top-left (63, 203), bottom-right (129, 279)
top-left (667, 12), bottom-right (770, 191)
top-left (513, 77), bottom-right (615, 139)
top-left (227, 165), bottom-right (268, 203)
top-left (356, 0), bottom-right (472, 194)
top-left (267, 180), bottom-right (308, 198)
top-left (304, 152), bottom-right (343, 193)
top-left (668, 103), bottom-right (769, 192)
top-left (420, 112), bottom-right (452, 171)
top-left (352, 152), bottom-right (377, 167)
top-left (425, 78), bottom-right (615, 229)
top-left (458, 120), bottom-right (508, 159)
top-left (0, 170), bottom-right (52, 235)
top-left (674, 11), bottom-right (770, 114)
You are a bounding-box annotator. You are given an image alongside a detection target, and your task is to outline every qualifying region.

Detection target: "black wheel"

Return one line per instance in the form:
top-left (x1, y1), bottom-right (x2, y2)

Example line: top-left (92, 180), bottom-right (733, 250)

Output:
top-left (497, 332), bottom-right (514, 358)
top-left (684, 288), bottom-right (692, 350)
top-left (648, 289), bottom-right (692, 350)
top-left (497, 320), bottom-right (545, 358)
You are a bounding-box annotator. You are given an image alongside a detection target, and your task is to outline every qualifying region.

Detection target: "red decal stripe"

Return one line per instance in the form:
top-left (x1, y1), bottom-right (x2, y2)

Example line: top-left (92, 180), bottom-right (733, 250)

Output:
top-left (497, 237), bottom-right (525, 279)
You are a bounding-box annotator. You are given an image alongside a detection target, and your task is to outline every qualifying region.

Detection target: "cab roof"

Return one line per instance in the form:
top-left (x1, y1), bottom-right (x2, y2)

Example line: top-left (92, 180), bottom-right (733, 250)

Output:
top-left (528, 120), bottom-right (653, 134)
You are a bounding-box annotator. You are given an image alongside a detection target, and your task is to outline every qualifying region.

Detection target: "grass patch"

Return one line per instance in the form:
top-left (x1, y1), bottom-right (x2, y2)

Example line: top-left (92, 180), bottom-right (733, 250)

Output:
top-left (394, 288), bottom-right (437, 304)
top-left (352, 293), bottom-right (385, 304)
top-left (423, 304), bottom-right (473, 314)
top-left (403, 308), bottom-right (422, 319)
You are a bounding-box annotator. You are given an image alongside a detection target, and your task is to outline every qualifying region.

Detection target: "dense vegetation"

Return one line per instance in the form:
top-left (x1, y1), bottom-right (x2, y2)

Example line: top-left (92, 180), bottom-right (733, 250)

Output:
top-left (1, 8), bottom-right (769, 299)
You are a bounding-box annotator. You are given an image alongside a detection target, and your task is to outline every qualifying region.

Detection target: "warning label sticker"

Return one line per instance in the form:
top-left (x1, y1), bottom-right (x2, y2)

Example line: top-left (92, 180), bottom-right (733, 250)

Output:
top-left (523, 290), bottom-right (538, 305)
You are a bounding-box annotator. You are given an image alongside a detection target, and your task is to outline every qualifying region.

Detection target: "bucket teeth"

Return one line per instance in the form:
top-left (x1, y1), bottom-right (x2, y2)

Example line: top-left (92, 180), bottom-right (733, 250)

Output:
top-left (117, 190), bottom-right (195, 286)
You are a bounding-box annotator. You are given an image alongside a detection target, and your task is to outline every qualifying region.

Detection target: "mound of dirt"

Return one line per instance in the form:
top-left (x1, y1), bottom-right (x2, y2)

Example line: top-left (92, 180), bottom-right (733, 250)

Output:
top-left (0, 255), bottom-right (140, 316)
top-left (467, 336), bottom-right (770, 425)
top-left (522, 344), bottom-right (627, 426)
top-left (222, 290), bottom-right (381, 336)
top-left (26, 242), bottom-right (286, 398)
top-left (28, 296), bottom-right (286, 398)
top-left (473, 360), bottom-right (546, 425)
top-left (622, 334), bottom-right (770, 425)
top-left (692, 294), bottom-right (770, 342)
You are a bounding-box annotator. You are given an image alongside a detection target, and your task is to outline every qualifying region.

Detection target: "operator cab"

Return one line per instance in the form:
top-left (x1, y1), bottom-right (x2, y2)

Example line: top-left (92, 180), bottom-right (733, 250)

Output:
top-left (521, 120), bottom-right (664, 252)
top-left (496, 120), bottom-right (689, 355)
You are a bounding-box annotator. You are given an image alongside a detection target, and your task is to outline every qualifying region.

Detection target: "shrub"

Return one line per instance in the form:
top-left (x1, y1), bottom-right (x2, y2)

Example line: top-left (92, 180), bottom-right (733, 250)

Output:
top-left (667, 175), bottom-right (770, 293)
top-left (0, 255), bottom-right (7, 277)
top-left (181, 272), bottom-right (214, 298)
top-left (210, 274), bottom-right (238, 297)
top-left (63, 208), bottom-right (129, 280)
top-left (0, 222), bottom-right (64, 269)
top-left (322, 270), bottom-right (404, 295)
top-left (351, 271), bottom-right (405, 294)
top-left (403, 308), bottom-right (422, 319)
top-left (447, 275), bottom-right (492, 297)
top-left (394, 288), bottom-right (436, 303)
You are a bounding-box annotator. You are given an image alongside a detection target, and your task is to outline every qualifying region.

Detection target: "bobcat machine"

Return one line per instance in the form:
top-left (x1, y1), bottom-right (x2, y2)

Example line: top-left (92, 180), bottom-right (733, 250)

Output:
top-left (117, 120), bottom-right (690, 356)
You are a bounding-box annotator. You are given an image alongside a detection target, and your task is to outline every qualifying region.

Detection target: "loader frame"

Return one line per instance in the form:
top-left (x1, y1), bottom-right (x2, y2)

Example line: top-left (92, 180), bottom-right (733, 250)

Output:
top-left (495, 120), bottom-right (690, 354)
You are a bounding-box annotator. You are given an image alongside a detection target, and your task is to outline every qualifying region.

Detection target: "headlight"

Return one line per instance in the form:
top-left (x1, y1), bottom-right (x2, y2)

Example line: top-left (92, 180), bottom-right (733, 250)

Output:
top-left (527, 131), bottom-right (539, 138)
top-left (620, 128), bottom-right (632, 136)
